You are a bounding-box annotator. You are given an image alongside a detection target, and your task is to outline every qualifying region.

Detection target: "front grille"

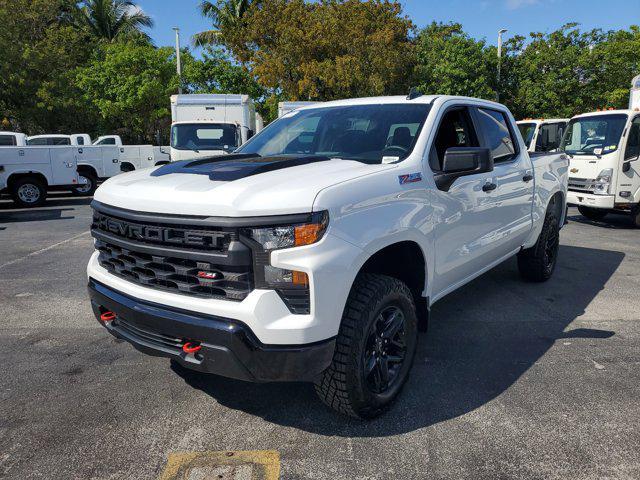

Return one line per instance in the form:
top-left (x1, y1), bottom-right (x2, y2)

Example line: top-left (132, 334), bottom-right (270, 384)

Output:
top-left (92, 208), bottom-right (253, 301)
top-left (568, 177), bottom-right (595, 193)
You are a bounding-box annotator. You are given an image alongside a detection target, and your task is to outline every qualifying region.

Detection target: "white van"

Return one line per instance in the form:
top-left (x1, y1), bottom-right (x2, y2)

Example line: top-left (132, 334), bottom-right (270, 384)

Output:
top-left (517, 119), bottom-right (569, 153)
top-left (170, 94), bottom-right (258, 161)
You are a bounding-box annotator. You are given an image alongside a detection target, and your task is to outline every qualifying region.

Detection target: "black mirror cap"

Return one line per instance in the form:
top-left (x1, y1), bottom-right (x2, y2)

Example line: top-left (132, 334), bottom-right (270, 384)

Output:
top-left (442, 147), bottom-right (493, 174)
top-left (436, 147), bottom-right (494, 191)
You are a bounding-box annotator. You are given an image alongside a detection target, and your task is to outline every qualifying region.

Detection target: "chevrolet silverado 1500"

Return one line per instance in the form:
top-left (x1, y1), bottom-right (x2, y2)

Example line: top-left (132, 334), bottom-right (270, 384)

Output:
top-left (87, 95), bottom-right (568, 417)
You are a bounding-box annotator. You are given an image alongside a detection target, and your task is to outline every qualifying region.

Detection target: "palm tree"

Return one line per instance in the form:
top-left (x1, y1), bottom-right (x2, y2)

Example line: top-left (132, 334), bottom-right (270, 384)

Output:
top-left (75, 0), bottom-right (154, 43)
top-left (192, 0), bottom-right (256, 47)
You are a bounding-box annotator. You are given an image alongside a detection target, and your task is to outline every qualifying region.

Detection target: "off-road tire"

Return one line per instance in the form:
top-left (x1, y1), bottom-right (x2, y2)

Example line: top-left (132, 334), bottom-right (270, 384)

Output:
top-left (578, 205), bottom-right (608, 221)
top-left (518, 210), bottom-right (560, 282)
top-left (10, 177), bottom-right (47, 208)
top-left (73, 172), bottom-right (97, 196)
top-left (314, 274), bottom-right (418, 419)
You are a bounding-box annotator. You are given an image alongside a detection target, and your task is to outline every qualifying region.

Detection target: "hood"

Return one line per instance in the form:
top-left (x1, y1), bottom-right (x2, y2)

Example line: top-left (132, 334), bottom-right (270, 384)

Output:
top-left (568, 153), bottom-right (617, 180)
top-left (94, 154), bottom-right (393, 216)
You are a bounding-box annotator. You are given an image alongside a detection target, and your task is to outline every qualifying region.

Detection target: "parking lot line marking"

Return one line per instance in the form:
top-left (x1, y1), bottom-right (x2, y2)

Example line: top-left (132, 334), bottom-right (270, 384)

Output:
top-left (159, 450), bottom-right (280, 480)
top-left (0, 231), bottom-right (90, 270)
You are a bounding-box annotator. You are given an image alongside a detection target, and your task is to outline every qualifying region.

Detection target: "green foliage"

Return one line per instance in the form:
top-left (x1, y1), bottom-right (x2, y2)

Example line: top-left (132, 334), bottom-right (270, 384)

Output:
top-left (76, 43), bottom-right (178, 142)
top-left (222, 0), bottom-right (415, 101)
top-left (193, 0), bottom-right (257, 47)
top-left (414, 22), bottom-right (496, 100)
top-left (74, 0), bottom-right (154, 43)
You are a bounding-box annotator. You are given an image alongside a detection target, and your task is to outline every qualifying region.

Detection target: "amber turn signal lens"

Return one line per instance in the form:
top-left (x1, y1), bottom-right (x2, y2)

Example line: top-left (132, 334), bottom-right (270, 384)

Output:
top-left (294, 223), bottom-right (324, 246)
top-left (292, 271), bottom-right (309, 286)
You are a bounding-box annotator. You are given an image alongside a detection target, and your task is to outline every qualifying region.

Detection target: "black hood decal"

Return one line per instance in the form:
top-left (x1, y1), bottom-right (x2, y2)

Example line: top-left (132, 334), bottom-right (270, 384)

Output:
top-left (151, 154), bottom-right (332, 182)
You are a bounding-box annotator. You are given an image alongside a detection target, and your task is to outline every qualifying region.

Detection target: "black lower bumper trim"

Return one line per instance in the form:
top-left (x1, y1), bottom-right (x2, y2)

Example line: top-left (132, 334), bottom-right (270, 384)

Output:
top-left (88, 279), bottom-right (335, 382)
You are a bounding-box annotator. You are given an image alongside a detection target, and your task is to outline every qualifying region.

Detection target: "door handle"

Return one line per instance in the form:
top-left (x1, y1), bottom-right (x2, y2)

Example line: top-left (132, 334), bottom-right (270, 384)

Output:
top-left (523, 174), bottom-right (534, 183)
top-left (482, 182), bottom-right (497, 192)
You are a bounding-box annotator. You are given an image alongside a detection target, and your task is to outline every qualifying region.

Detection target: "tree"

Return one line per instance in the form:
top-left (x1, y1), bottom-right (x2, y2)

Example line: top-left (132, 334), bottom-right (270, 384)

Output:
top-left (74, 0), bottom-right (154, 43)
top-left (413, 22), bottom-right (496, 100)
top-left (222, 0), bottom-right (415, 101)
top-left (193, 0), bottom-right (257, 47)
top-left (76, 43), bottom-right (178, 143)
top-left (0, 0), bottom-right (99, 133)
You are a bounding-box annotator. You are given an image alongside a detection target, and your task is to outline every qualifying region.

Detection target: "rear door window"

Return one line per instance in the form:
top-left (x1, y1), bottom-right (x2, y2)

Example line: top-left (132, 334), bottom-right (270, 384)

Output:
top-left (475, 108), bottom-right (517, 162)
top-left (0, 135), bottom-right (17, 146)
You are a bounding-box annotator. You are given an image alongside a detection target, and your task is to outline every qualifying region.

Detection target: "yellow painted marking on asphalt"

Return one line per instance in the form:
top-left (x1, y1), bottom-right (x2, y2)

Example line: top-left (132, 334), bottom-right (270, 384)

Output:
top-left (159, 450), bottom-right (280, 480)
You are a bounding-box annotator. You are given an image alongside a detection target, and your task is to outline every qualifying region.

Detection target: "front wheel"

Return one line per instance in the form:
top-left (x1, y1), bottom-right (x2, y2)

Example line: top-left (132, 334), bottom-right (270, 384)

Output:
top-left (11, 177), bottom-right (47, 208)
top-left (578, 205), bottom-right (608, 221)
top-left (518, 210), bottom-right (560, 282)
top-left (73, 172), bottom-right (97, 196)
top-left (314, 274), bottom-right (418, 418)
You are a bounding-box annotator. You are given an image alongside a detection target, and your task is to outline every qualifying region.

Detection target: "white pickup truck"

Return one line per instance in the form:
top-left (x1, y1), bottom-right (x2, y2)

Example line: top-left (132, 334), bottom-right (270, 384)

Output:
top-left (0, 146), bottom-right (80, 207)
top-left (0, 132), bottom-right (27, 147)
top-left (517, 119), bottom-right (568, 153)
top-left (87, 95), bottom-right (568, 418)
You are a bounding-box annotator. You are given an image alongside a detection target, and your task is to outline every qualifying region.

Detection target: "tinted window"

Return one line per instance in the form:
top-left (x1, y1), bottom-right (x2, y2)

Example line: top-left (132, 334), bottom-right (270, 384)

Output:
top-left (477, 108), bottom-right (516, 162)
top-left (76, 136), bottom-right (85, 146)
top-left (561, 115), bottom-right (627, 155)
top-left (171, 123), bottom-right (239, 152)
top-left (517, 122), bottom-right (536, 148)
top-left (238, 104), bottom-right (431, 164)
top-left (536, 122), bottom-right (566, 152)
top-left (430, 108), bottom-right (479, 171)
top-left (27, 138), bottom-right (48, 146)
top-left (97, 138), bottom-right (116, 145)
top-left (0, 135), bottom-right (17, 146)
top-left (625, 117), bottom-right (640, 160)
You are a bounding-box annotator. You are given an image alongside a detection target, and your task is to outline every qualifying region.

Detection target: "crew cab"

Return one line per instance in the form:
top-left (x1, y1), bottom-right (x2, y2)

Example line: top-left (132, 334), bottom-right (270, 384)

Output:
top-left (517, 119), bottom-right (568, 153)
top-left (87, 95), bottom-right (568, 418)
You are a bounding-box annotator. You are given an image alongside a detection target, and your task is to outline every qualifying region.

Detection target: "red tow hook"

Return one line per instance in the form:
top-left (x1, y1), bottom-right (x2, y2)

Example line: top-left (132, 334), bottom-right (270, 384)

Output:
top-left (100, 311), bottom-right (116, 323)
top-left (182, 342), bottom-right (202, 354)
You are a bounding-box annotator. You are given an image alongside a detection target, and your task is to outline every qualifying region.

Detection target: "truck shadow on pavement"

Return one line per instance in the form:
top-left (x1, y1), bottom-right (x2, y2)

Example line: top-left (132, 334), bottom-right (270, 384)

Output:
top-left (566, 211), bottom-right (637, 229)
top-left (172, 244), bottom-right (622, 436)
top-left (0, 196), bottom-right (91, 223)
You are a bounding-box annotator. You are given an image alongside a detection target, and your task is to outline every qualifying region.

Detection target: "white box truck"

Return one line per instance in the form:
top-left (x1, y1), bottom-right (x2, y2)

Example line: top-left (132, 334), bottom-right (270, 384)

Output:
top-left (278, 101), bottom-right (320, 118)
top-left (517, 119), bottom-right (569, 153)
top-left (562, 78), bottom-right (640, 226)
top-left (170, 94), bottom-right (258, 161)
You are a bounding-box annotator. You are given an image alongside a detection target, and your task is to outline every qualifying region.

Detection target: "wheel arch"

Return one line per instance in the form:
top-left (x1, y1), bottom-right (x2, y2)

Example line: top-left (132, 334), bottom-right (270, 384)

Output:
top-left (7, 171), bottom-right (49, 190)
top-left (77, 164), bottom-right (98, 179)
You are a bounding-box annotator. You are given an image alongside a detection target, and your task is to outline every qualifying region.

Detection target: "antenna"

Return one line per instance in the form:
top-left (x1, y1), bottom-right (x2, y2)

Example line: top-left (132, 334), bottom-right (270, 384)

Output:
top-left (407, 87), bottom-right (422, 101)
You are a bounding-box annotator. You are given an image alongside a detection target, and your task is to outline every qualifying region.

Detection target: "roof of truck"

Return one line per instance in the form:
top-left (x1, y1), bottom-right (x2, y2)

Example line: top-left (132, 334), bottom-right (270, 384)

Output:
top-left (27, 134), bottom-right (71, 139)
top-left (291, 95), bottom-right (509, 112)
top-left (572, 109), bottom-right (636, 119)
top-left (516, 118), bottom-right (569, 124)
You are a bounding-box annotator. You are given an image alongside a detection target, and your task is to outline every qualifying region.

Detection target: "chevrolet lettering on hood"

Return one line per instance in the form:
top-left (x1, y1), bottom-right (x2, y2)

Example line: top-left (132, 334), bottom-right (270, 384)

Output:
top-left (92, 212), bottom-right (225, 249)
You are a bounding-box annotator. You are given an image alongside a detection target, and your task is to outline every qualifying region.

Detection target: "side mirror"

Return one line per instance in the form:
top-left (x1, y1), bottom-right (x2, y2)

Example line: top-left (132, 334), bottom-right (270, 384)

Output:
top-left (435, 147), bottom-right (493, 191)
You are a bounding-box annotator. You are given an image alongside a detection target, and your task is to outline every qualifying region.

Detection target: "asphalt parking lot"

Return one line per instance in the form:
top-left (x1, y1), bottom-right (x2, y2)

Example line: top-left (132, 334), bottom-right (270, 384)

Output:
top-left (1, 195), bottom-right (639, 480)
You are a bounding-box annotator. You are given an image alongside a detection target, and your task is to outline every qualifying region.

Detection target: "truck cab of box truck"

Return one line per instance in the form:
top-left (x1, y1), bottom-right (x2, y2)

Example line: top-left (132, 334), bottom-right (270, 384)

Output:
top-left (0, 132), bottom-right (27, 147)
top-left (562, 107), bottom-right (640, 225)
top-left (517, 119), bottom-right (569, 153)
top-left (170, 94), bottom-right (257, 162)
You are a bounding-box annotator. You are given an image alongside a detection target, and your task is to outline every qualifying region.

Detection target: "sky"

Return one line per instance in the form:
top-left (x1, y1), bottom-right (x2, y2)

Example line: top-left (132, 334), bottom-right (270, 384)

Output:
top-left (137, 0), bottom-right (640, 49)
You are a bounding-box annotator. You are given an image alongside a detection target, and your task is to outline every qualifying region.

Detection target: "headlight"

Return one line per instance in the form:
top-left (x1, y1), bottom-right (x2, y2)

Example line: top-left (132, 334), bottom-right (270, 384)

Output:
top-left (246, 211), bottom-right (329, 250)
top-left (593, 168), bottom-right (613, 195)
top-left (242, 211), bottom-right (329, 314)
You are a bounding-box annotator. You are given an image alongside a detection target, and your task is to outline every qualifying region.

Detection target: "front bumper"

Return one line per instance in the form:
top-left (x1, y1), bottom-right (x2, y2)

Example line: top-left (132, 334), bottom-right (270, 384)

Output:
top-left (89, 279), bottom-right (335, 382)
top-left (567, 191), bottom-right (615, 209)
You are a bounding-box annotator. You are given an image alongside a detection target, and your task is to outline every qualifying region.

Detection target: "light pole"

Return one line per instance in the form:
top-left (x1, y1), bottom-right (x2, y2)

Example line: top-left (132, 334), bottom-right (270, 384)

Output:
top-left (497, 29), bottom-right (508, 102)
top-left (173, 27), bottom-right (182, 94)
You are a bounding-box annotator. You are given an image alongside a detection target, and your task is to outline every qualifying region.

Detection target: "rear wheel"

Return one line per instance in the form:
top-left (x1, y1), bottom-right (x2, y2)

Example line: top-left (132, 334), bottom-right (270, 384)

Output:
top-left (518, 209), bottom-right (560, 282)
top-left (10, 177), bottom-right (47, 208)
top-left (314, 274), bottom-right (418, 418)
top-left (578, 205), bottom-right (608, 221)
top-left (73, 172), bottom-right (97, 196)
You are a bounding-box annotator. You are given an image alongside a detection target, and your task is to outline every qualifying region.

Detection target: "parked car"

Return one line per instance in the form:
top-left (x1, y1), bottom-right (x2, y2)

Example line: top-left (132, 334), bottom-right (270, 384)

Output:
top-left (87, 94), bottom-right (568, 418)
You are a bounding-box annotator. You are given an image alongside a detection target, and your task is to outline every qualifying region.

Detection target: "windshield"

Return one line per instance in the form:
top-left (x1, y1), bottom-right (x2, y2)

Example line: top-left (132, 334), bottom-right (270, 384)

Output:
top-left (171, 123), bottom-right (239, 152)
top-left (237, 104), bottom-right (431, 163)
top-left (561, 114), bottom-right (627, 155)
top-left (517, 123), bottom-right (536, 148)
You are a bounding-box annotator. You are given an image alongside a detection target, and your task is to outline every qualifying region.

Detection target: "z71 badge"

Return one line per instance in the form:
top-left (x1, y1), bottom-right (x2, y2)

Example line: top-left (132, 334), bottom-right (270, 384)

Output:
top-left (399, 173), bottom-right (422, 185)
